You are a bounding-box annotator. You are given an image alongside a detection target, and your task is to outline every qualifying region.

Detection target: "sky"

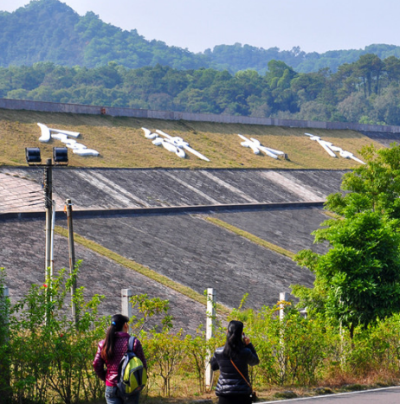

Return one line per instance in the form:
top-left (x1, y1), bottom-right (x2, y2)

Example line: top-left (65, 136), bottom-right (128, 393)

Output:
top-left (1, 0), bottom-right (400, 54)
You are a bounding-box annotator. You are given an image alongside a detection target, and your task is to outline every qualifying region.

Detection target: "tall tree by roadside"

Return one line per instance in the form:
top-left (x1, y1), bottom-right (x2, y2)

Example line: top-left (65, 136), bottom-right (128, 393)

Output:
top-left (293, 144), bottom-right (400, 338)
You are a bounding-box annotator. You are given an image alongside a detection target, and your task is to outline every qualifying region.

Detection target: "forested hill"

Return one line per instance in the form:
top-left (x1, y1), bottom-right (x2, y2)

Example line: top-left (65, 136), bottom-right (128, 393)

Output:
top-left (0, 0), bottom-right (209, 70)
top-left (2, 0), bottom-right (400, 74)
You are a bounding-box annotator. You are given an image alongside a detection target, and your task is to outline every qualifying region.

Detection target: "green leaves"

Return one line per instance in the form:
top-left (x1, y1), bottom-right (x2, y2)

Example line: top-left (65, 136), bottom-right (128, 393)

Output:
top-left (295, 143), bottom-right (400, 337)
top-left (130, 294), bottom-right (173, 333)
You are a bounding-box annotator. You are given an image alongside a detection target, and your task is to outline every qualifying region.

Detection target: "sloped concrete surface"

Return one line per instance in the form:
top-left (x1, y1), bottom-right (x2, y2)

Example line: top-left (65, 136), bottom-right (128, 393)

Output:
top-left (0, 219), bottom-right (206, 333)
top-left (67, 213), bottom-right (314, 309)
top-left (0, 168), bottom-right (344, 212)
top-left (0, 168), bottom-right (334, 324)
top-left (362, 131), bottom-right (400, 147)
top-left (281, 170), bottom-right (346, 199)
top-left (214, 208), bottom-right (329, 254)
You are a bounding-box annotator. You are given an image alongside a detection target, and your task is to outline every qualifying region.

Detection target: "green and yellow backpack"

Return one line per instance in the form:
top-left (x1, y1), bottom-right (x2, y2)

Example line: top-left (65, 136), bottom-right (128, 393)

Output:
top-left (117, 337), bottom-right (147, 397)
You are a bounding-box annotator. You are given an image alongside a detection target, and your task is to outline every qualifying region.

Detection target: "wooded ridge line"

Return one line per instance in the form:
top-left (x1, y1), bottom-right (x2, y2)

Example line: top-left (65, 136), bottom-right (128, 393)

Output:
top-left (2, 0), bottom-right (400, 74)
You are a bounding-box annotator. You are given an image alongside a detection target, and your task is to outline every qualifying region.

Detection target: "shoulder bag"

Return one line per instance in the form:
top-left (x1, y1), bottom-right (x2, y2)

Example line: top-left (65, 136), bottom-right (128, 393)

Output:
top-left (230, 359), bottom-right (257, 402)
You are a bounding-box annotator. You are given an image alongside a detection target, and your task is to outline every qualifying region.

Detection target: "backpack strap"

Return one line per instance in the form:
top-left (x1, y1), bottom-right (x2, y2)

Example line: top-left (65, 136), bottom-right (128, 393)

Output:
top-left (128, 336), bottom-right (136, 353)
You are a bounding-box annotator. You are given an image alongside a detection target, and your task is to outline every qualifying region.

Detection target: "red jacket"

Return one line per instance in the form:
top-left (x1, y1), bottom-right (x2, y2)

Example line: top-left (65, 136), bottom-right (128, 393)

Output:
top-left (93, 332), bottom-right (147, 387)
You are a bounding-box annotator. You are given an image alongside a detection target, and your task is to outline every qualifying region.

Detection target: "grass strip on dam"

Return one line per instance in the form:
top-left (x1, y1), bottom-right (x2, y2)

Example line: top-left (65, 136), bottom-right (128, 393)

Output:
top-left (54, 225), bottom-right (230, 315)
top-left (323, 210), bottom-right (343, 220)
top-left (0, 109), bottom-right (380, 169)
top-left (205, 217), bottom-right (295, 259)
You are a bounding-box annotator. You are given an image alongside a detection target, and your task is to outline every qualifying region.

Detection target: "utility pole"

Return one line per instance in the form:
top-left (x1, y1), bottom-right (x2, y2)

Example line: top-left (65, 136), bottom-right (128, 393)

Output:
top-left (43, 158), bottom-right (53, 282)
top-left (66, 199), bottom-right (78, 326)
top-left (25, 147), bottom-right (68, 299)
top-left (43, 159), bottom-right (53, 326)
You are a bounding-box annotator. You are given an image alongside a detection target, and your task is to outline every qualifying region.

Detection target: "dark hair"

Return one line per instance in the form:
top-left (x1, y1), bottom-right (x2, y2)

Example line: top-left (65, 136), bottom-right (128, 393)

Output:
top-left (223, 320), bottom-right (244, 359)
top-left (101, 314), bottom-right (129, 361)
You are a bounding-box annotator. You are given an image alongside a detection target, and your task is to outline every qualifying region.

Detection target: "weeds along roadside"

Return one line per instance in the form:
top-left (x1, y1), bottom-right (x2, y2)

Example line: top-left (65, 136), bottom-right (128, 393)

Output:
top-left (1, 267), bottom-right (400, 404)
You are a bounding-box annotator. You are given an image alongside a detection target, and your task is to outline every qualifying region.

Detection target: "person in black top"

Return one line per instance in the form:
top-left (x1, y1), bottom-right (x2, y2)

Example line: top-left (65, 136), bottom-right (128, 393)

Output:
top-left (211, 320), bottom-right (259, 404)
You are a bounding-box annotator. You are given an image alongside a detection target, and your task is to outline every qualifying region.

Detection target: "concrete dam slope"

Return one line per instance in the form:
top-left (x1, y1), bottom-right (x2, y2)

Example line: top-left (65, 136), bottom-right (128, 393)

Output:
top-left (63, 212), bottom-right (315, 310)
top-left (0, 168), bottom-right (345, 212)
top-left (214, 209), bottom-right (328, 255)
top-left (362, 131), bottom-right (400, 147)
top-left (0, 219), bottom-right (206, 333)
top-left (0, 168), bottom-right (344, 331)
top-left (0, 205), bottom-right (329, 329)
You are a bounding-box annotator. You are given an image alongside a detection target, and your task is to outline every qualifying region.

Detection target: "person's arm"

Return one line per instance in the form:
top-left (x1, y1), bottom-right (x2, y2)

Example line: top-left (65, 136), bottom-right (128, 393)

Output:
top-left (210, 352), bottom-right (219, 371)
top-left (92, 342), bottom-right (106, 381)
top-left (133, 338), bottom-right (147, 370)
top-left (243, 335), bottom-right (259, 366)
top-left (245, 343), bottom-right (259, 366)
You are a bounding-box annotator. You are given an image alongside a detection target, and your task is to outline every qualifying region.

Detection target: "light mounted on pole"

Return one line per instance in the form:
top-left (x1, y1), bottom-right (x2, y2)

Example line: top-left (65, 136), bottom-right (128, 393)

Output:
top-left (53, 147), bottom-right (69, 165)
top-left (25, 147), bottom-right (42, 164)
top-left (25, 147), bottom-right (68, 166)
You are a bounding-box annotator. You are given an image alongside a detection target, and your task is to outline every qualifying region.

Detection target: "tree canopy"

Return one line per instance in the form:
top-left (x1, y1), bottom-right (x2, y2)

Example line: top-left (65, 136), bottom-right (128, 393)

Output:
top-left (3, 54), bottom-right (400, 125)
top-left (294, 145), bottom-right (400, 337)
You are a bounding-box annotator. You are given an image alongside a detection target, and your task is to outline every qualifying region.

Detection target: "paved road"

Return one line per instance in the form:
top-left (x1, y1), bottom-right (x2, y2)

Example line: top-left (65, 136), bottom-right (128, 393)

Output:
top-left (259, 386), bottom-right (400, 404)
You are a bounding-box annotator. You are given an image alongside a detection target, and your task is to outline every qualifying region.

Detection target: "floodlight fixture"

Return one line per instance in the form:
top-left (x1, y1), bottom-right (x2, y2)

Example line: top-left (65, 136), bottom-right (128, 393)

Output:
top-left (25, 147), bottom-right (42, 165)
top-left (53, 147), bottom-right (68, 165)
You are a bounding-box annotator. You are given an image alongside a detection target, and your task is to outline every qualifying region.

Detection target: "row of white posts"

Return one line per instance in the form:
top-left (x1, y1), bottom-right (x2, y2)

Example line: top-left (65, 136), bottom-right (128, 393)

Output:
top-left (120, 288), bottom-right (217, 388)
top-left (120, 288), bottom-right (292, 389)
top-left (1, 286), bottom-right (292, 391)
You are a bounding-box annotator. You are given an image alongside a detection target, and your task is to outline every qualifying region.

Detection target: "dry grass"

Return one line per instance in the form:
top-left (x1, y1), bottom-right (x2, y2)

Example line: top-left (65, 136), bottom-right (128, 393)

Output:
top-left (322, 210), bottom-right (343, 220)
top-left (322, 367), bottom-right (400, 389)
top-left (0, 109), bottom-right (383, 169)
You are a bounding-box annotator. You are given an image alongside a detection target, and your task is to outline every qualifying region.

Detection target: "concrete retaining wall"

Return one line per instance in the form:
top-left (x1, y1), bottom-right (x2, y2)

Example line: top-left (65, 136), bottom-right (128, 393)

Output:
top-left (0, 201), bottom-right (325, 221)
top-left (1, 98), bottom-right (400, 133)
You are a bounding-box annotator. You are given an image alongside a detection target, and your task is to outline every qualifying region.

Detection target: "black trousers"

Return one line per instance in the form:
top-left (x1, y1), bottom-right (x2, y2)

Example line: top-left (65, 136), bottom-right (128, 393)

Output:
top-left (218, 395), bottom-right (252, 404)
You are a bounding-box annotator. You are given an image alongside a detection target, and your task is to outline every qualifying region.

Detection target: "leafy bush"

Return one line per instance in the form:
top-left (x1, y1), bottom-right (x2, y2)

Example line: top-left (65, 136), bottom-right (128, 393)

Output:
top-left (2, 266), bottom-right (400, 403)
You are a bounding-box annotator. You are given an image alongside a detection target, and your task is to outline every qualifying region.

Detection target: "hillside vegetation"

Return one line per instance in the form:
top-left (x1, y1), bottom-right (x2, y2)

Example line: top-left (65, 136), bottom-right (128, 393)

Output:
top-left (0, 109), bottom-right (381, 169)
top-left (2, 0), bottom-right (400, 74)
top-left (3, 54), bottom-right (400, 125)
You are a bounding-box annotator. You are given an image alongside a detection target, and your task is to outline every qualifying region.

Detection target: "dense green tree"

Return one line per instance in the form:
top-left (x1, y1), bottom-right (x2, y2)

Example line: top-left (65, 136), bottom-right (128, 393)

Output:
top-left (384, 56), bottom-right (400, 84)
top-left (327, 145), bottom-right (400, 218)
top-left (355, 54), bottom-right (385, 96)
top-left (291, 71), bottom-right (327, 103)
top-left (265, 60), bottom-right (298, 112)
top-left (370, 86), bottom-right (400, 125)
top-left (294, 145), bottom-right (400, 338)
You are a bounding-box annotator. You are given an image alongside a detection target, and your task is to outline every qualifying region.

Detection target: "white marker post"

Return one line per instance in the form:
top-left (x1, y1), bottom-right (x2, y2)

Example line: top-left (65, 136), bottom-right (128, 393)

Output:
top-left (121, 289), bottom-right (133, 319)
top-left (279, 291), bottom-right (290, 381)
top-left (279, 292), bottom-right (290, 321)
top-left (205, 288), bottom-right (216, 390)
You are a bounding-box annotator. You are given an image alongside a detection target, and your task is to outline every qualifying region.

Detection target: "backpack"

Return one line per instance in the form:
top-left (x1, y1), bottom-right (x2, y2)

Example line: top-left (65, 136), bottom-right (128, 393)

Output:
top-left (117, 336), bottom-right (147, 397)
